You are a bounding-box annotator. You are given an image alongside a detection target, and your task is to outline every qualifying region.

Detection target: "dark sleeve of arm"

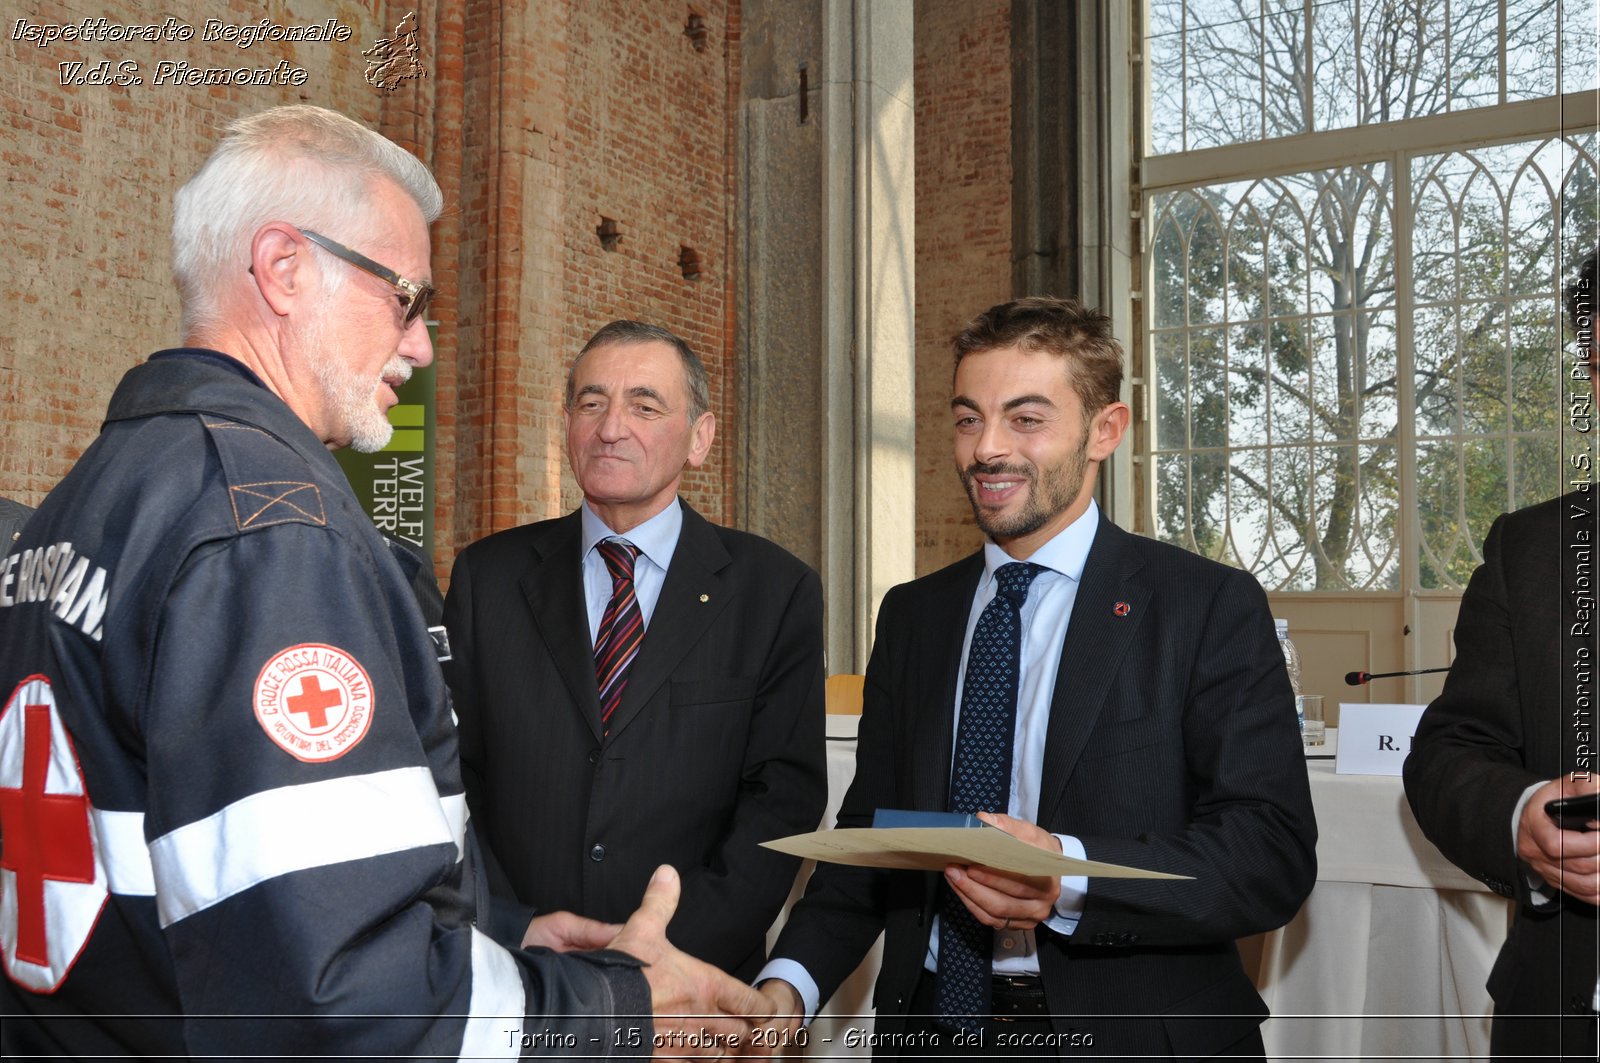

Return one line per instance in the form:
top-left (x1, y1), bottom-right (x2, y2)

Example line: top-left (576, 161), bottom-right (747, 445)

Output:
top-left (1072, 569), bottom-right (1319, 944)
top-left (147, 526), bottom-right (647, 1058)
top-left (442, 547), bottom-right (519, 904)
top-left (1404, 515), bottom-right (1539, 897)
top-left (669, 565), bottom-right (829, 968)
top-left (442, 547), bottom-right (487, 823)
top-left (383, 531), bottom-right (445, 628)
top-left (470, 830), bottom-right (539, 948)
top-left (767, 586), bottom-right (908, 1004)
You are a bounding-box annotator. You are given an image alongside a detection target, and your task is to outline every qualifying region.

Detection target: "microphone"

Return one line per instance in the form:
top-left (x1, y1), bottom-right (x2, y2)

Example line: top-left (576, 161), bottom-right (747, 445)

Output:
top-left (1344, 666), bottom-right (1451, 686)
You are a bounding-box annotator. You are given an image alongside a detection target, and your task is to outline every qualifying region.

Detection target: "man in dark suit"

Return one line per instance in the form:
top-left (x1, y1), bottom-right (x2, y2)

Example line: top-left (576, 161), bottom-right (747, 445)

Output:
top-left (443, 319), bottom-right (827, 981)
top-left (756, 297), bottom-right (1317, 1058)
top-left (1405, 247), bottom-right (1600, 1062)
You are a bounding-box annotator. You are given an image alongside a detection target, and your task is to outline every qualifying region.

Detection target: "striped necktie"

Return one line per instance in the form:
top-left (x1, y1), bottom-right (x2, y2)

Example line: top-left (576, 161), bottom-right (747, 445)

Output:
top-left (593, 539), bottom-right (644, 728)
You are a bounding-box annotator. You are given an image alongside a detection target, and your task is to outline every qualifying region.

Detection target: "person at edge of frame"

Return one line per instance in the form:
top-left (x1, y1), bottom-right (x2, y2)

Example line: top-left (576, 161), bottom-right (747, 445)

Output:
top-left (1405, 245), bottom-right (1600, 1063)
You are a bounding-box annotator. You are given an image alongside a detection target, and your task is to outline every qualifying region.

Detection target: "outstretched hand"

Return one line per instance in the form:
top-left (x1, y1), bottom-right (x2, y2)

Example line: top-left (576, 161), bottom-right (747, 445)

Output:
top-left (609, 865), bottom-right (773, 1057)
top-left (742, 980), bottom-right (804, 1058)
top-left (521, 911), bottom-right (622, 952)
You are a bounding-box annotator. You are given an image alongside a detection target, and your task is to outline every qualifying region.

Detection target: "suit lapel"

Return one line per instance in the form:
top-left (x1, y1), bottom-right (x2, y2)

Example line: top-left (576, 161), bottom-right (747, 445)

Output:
top-left (1039, 520), bottom-right (1150, 818)
top-left (518, 512), bottom-right (606, 742)
top-left (603, 504), bottom-right (731, 739)
top-left (910, 556), bottom-right (984, 812)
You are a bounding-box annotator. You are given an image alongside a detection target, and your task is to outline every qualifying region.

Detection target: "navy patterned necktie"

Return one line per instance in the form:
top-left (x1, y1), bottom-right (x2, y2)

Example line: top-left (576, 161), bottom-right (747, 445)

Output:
top-left (936, 561), bottom-right (1044, 1031)
top-left (593, 540), bottom-right (643, 730)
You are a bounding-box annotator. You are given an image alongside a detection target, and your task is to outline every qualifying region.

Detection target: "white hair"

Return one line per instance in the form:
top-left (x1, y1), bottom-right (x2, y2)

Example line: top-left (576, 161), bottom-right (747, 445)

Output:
top-left (172, 105), bottom-right (442, 338)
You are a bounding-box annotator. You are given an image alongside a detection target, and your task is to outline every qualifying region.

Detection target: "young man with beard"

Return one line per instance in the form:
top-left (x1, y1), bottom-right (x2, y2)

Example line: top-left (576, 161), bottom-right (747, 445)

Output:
top-left (0, 105), bottom-right (768, 1059)
top-left (755, 296), bottom-right (1317, 1059)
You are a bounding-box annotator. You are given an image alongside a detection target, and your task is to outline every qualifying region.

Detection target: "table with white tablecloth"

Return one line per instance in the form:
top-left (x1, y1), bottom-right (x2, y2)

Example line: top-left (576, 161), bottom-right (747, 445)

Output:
top-left (772, 728), bottom-right (1511, 1060)
top-left (1247, 758), bottom-right (1511, 1060)
top-left (773, 725), bottom-right (881, 1056)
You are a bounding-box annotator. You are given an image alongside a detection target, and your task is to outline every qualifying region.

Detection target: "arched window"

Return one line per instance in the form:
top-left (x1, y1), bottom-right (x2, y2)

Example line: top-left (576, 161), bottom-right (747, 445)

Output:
top-left (1140, 0), bottom-right (1597, 596)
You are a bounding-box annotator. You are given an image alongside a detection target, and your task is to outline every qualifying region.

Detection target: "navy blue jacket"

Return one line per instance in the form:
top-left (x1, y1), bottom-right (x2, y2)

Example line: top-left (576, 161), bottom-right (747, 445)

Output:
top-left (0, 351), bottom-right (649, 1059)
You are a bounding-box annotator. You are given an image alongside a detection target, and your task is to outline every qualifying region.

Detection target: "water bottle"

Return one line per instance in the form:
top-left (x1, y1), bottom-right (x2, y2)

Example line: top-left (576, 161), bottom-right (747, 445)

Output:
top-left (1276, 619), bottom-right (1304, 730)
top-left (1274, 619), bottom-right (1303, 695)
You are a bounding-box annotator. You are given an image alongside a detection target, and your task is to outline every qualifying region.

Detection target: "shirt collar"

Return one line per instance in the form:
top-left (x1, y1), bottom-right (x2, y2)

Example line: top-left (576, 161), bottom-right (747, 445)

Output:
top-left (980, 499), bottom-right (1099, 586)
top-left (580, 497), bottom-right (682, 571)
top-left (148, 347), bottom-right (268, 390)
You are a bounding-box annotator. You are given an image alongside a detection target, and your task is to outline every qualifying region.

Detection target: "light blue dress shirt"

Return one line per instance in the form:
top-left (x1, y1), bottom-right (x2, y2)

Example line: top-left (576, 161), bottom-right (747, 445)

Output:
top-left (579, 499), bottom-right (682, 641)
top-left (759, 501), bottom-right (1099, 1019)
top-left (937, 501), bottom-right (1096, 974)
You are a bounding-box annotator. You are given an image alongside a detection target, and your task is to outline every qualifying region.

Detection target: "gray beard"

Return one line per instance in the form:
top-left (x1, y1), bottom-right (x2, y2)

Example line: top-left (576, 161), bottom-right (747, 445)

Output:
top-left (304, 311), bottom-right (408, 452)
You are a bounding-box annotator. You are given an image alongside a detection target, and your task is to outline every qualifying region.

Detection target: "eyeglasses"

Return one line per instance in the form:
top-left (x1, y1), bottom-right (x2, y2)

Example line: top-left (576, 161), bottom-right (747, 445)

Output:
top-left (298, 229), bottom-right (436, 327)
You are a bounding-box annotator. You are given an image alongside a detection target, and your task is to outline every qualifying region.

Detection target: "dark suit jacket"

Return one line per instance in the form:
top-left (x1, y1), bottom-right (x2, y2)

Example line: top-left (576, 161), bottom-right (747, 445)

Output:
top-left (443, 503), bottom-right (827, 979)
top-left (771, 519), bottom-right (1318, 1057)
top-left (1405, 493), bottom-right (1600, 1052)
top-left (0, 497), bottom-right (32, 560)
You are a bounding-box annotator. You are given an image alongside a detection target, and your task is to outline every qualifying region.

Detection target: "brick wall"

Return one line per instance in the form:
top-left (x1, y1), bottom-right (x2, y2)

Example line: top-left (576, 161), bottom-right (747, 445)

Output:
top-left (434, 0), bottom-right (741, 554)
top-left (1, 0), bottom-right (393, 503)
top-left (555, 0), bottom-right (737, 527)
top-left (3, 0), bottom-right (1017, 588)
top-left (2, 1), bottom-right (740, 582)
top-left (913, 0), bottom-right (1014, 576)
top-left (386, 0), bottom-right (742, 554)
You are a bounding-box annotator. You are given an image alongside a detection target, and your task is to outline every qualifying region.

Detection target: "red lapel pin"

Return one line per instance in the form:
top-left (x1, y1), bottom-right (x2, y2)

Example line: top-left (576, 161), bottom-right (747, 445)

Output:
top-left (1113, 601), bottom-right (1131, 617)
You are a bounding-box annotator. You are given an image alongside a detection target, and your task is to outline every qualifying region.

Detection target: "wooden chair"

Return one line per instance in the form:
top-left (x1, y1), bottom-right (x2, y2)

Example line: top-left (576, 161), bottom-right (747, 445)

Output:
top-left (824, 673), bottom-right (865, 715)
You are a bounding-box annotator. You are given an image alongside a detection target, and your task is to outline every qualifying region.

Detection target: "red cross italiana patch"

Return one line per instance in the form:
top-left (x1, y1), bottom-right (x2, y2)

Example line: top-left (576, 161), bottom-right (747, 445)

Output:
top-left (253, 644), bottom-right (374, 763)
top-left (0, 675), bottom-right (108, 993)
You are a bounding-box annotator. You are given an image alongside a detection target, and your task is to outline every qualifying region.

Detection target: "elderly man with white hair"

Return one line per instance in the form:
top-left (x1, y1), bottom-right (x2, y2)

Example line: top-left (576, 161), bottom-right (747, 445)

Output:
top-left (0, 105), bottom-right (766, 1060)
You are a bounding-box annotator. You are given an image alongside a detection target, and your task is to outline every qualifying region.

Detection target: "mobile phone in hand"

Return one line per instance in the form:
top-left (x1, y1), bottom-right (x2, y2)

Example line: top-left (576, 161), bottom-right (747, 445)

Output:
top-left (1545, 792), bottom-right (1600, 831)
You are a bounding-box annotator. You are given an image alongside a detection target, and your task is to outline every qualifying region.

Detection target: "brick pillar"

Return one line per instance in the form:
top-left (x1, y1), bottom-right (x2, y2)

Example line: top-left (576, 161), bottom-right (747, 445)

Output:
top-left (913, 0), bottom-right (1014, 576)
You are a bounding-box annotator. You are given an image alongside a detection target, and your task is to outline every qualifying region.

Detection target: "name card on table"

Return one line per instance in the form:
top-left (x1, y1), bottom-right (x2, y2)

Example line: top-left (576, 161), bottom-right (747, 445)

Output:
top-left (1334, 703), bottom-right (1427, 775)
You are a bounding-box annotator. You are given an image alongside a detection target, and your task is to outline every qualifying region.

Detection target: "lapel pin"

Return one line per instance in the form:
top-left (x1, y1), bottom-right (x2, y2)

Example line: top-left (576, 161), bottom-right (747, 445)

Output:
top-left (699, 593), bottom-right (710, 603)
top-left (1113, 601), bottom-right (1131, 617)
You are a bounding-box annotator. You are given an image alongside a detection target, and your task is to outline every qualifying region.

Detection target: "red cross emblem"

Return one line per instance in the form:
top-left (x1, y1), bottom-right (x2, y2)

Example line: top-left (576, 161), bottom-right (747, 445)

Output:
top-left (253, 644), bottom-right (375, 763)
top-left (287, 675), bottom-right (344, 730)
top-left (0, 675), bottom-right (107, 992)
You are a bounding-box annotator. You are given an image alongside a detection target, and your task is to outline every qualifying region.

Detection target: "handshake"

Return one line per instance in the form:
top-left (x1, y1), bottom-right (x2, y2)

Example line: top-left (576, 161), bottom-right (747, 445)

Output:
top-left (523, 865), bottom-right (804, 1059)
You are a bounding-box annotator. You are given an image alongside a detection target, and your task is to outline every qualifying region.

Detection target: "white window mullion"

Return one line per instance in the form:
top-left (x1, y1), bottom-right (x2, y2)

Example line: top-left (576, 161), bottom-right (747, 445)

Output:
top-left (1395, 147), bottom-right (1423, 649)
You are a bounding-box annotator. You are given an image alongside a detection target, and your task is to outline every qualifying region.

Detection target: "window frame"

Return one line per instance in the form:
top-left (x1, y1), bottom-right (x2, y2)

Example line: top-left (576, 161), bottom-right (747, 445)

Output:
top-left (1135, 16), bottom-right (1598, 591)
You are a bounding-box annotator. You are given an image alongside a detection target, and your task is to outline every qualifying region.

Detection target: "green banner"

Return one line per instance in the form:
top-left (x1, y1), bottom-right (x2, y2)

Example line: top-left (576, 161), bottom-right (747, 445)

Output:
top-left (335, 325), bottom-right (436, 552)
